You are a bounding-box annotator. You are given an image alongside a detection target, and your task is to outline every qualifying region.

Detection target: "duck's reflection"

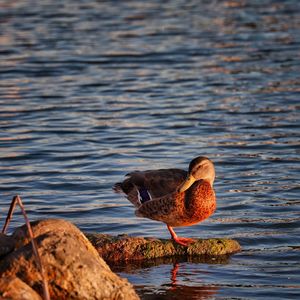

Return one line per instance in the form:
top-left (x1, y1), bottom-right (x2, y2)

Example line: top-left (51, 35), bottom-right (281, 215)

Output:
top-left (170, 262), bottom-right (179, 285)
top-left (111, 256), bottom-right (228, 299)
top-left (159, 261), bottom-right (218, 299)
top-left (150, 284), bottom-right (218, 300)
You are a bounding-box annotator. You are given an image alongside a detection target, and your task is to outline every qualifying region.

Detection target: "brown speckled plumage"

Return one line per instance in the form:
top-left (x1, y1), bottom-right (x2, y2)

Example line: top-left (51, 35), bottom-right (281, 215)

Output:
top-left (114, 168), bottom-right (187, 207)
top-left (114, 156), bottom-right (216, 246)
top-left (136, 180), bottom-right (215, 227)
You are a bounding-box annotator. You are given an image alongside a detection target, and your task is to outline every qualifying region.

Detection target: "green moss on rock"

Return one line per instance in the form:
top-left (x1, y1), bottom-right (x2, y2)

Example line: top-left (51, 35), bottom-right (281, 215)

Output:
top-left (85, 234), bottom-right (241, 263)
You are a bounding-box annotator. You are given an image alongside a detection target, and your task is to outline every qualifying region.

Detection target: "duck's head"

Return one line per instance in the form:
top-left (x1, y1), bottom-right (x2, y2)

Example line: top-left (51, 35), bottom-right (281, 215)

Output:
top-left (178, 156), bottom-right (215, 193)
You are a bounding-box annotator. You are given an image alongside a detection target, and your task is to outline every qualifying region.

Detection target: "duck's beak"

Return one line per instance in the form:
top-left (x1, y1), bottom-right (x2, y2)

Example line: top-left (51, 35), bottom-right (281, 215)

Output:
top-left (178, 174), bottom-right (196, 193)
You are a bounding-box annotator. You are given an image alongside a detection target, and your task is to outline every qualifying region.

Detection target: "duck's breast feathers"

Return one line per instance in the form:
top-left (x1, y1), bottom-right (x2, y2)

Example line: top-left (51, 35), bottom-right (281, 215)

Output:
top-left (137, 180), bottom-right (216, 226)
top-left (114, 168), bottom-right (187, 198)
top-left (184, 180), bottom-right (216, 220)
top-left (185, 180), bottom-right (215, 207)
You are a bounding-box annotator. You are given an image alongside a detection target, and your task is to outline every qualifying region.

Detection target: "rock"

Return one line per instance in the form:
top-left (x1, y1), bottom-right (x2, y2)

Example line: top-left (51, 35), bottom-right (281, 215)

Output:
top-left (0, 276), bottom-right (42, 300)
top-left (0, 219), bottom-right (139, 300)
top-left (0, 233), bottom-right (15, 257)
top-left (86, 233), bottom-right (241, 263)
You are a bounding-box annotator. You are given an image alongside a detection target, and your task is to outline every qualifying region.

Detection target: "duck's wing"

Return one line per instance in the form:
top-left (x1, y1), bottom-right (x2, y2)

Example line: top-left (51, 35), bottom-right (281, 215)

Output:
top-left (135, 191), bottom-right (184, 225)
top-left (114, 168), bottom-right (187, 207)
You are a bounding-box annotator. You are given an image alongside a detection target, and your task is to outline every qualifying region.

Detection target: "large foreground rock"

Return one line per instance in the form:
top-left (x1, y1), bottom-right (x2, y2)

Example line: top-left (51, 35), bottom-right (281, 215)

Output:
top-left (0, 219), bottom-right (139, 300)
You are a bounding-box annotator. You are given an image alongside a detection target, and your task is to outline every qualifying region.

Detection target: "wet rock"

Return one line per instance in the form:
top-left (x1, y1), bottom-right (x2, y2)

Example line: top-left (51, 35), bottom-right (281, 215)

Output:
top-left (0, 219), bottom-right (139, 300)
top-left (0, 276), bottom-right (42, 300)
top-left (86, 233), bottom-right (241, 263)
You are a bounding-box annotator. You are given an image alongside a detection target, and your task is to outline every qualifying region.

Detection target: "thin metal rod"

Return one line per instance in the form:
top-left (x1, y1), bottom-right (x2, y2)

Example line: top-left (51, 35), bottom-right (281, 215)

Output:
top-left (2, 195), bottom-right (50, 300)
top-left (2, 195), bottom-right (18, 234)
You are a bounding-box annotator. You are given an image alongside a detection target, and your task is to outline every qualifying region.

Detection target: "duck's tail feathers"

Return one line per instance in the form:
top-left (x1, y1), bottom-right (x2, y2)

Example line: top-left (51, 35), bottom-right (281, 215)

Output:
top-left (113, 182), bottom-right (123, 193)
top-left (113, 182), bottom-right (142, 209)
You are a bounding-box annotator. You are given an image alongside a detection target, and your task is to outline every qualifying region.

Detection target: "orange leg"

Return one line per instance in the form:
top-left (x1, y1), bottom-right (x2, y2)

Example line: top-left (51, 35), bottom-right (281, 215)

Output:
top-left (167, 225), bottom-right (195, 247)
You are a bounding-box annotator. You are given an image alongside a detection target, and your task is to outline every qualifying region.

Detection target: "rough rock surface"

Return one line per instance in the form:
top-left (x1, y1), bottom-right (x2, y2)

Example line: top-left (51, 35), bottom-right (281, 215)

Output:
top-left (0, 219), bottom-right (139, 300)
top-left (0, 276), bottom-right (42, 300)
top-left (86, 233), bottom-right (241, 263)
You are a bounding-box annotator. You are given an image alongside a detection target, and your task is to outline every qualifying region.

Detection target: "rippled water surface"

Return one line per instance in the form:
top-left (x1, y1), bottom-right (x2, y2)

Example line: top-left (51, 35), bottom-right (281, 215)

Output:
top-left (1, 0), bottom-right (300, 299)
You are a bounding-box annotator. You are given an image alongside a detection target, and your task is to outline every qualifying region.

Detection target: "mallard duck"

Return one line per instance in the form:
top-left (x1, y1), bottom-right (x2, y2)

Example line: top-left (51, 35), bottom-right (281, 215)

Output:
top-left (114, 156), bottom-right (216, 246)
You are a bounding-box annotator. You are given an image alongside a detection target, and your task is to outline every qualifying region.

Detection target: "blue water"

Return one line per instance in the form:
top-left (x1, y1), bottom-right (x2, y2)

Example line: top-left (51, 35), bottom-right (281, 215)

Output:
top-left (0, 0), bottom-right (299, 299)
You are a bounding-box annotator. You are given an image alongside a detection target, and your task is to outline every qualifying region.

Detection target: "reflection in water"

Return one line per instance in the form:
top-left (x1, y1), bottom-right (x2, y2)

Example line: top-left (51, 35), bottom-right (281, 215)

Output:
top-left (170, 262), bottom-right (179, 285)
top-left (111, 255), bottom-right (231, 273)
top-left (140, 284), bottom-right (218, 300)
top-left (135, 261), bottom-right (219, 300)
top-left (112, 256), bottom-right (231, 300)
top-left (168, 262), bottom-right (218, 300)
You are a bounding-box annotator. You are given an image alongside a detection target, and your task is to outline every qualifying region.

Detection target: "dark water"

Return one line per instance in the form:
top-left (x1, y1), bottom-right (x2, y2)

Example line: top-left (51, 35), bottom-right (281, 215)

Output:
top-left (1, 0), bottom-right (300, 299)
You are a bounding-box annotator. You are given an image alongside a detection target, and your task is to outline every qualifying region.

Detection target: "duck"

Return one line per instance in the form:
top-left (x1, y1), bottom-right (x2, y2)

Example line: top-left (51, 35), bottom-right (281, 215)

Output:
top-left (113, 156), bottom-right (216, 246)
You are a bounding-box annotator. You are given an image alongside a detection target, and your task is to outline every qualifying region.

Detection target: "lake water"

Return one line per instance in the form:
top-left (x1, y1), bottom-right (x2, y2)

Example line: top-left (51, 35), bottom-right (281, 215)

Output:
top-left (0, 0), bottom-right (299, 299)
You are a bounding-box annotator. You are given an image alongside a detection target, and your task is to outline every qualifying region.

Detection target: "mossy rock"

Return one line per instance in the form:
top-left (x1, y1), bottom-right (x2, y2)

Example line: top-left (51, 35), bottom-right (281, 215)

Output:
top-left (85, 233), bottom-right (241, 263)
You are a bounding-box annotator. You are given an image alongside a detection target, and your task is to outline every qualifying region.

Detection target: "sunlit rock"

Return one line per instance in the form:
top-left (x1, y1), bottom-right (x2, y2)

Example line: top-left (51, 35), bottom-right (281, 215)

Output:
top-left (86, 233), bottom-right (241, 262)
top-left (0, 276), bottom-right (42, 300)
top-left (0, 219), bottom-right (139, 300)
